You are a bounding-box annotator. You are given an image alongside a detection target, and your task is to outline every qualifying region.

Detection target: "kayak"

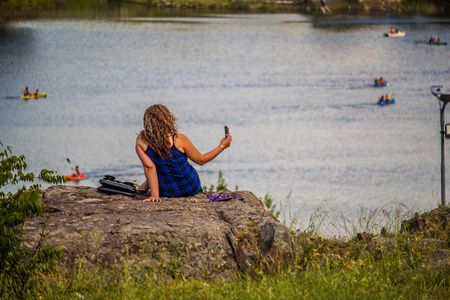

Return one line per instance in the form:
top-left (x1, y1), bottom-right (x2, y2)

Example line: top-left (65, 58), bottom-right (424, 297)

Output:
top-left (374, 82), bottom-right (389, 87)
top-left (377, 98), bottom-right (395, 106)
top-left (21, 92), bottom-right (46, 99)
top-left (384, 32), bottom-right (405, 38)
top-left (65, 174), bottom-right (86, 181)
top-left (428, 41), bottom-right (447, 46)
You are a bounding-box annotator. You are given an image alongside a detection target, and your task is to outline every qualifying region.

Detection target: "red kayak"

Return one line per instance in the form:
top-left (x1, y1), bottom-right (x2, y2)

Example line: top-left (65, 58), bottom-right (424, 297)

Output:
top-left (65, 174), bottom-right (86, 181)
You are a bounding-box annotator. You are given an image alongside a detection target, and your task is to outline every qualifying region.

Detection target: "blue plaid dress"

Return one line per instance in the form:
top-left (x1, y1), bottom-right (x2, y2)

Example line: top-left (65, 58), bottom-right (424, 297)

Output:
top-left (145, 145), bottom-right (202, 197)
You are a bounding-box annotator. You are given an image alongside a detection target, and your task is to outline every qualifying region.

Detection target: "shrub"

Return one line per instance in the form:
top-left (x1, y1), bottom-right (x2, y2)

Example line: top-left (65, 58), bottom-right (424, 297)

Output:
top-left (0, 140), bottom-right (66, 298)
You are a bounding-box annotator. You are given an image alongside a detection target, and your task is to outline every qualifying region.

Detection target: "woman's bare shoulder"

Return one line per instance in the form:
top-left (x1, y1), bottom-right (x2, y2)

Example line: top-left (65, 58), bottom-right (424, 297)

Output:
top-left (176, 133), bottom-right (187, 140)
top-left (174, 133), bottom-right (191, 151)
top-left (176, 133), bottom-right (193, 144)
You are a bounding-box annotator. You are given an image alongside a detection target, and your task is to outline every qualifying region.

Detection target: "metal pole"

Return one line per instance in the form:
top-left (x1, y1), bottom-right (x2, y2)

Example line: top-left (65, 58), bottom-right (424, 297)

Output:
top-left (440, 100), bottom-right (447, 206)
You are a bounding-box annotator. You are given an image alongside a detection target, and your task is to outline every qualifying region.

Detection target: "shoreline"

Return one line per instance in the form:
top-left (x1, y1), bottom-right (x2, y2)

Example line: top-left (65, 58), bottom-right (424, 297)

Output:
top-left (0, 0), bottom-right (449, 21)
top-left (120, 0), bottom-right (448, 14)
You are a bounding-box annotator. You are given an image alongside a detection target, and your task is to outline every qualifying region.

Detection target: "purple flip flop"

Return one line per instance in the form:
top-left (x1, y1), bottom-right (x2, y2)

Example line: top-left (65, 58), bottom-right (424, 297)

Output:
top-left (205, 193), bottom-right (244, 203)
top-left (206, 193), bottom-right (232, 203)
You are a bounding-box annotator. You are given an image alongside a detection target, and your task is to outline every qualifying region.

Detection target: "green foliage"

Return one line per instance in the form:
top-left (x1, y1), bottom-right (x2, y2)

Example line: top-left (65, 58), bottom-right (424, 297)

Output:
top-left (0, 140), bottom-right (66, 299)
top-left (262, 193), bottom-right (280, 219)
top-left (216, 170), bottom-right (227, 191)
top-left (203, 171), bottom-right (228, 192)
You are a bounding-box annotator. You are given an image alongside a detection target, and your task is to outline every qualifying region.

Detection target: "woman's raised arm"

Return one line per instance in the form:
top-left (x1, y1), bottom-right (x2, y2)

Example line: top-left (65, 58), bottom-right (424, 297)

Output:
top-left (178, 133), bottom-right (232, 166)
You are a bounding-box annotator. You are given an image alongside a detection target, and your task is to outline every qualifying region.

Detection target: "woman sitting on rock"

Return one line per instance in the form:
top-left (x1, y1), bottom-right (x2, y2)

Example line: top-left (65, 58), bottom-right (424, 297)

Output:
top-left (136, 104), bottom-right (232, 202)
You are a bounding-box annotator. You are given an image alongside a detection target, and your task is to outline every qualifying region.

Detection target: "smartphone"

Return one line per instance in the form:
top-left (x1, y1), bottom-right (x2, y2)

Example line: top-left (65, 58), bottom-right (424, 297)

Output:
top-left (224, 126), bottom-right (229, 137)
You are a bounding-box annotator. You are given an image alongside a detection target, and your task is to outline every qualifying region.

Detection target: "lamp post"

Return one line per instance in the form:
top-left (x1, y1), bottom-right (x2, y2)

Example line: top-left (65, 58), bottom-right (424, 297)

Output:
top-left (439, 98), bottom-right (447, 206)
top-left (431, 85), bottom-right (450, 206)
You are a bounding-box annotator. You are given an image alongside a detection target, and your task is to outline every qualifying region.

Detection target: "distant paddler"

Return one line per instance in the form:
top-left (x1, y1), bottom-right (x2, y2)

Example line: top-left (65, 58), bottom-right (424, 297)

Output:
top-left (373, 76), bottom-right (389, 87)
top-left (23, 87), bottom-right (31, 96)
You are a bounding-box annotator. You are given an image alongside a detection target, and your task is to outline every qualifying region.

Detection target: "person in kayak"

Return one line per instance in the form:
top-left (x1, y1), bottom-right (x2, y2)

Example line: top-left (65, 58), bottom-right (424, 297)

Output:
top-left (24, 87), bottom-right (30, 96)
top-left (135, 104), bottom-right (232, 202)
top-left (71, 165), bottom-right (81, 178)
top-left (386, 94), bottom-right (391, 101)
top-left (33, 89), bottom-right (39, 96)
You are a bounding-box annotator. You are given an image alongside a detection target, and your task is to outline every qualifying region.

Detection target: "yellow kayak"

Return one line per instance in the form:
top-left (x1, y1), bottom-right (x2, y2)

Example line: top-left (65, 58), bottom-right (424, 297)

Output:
top-left (21, 92), bottom-right (46, 99)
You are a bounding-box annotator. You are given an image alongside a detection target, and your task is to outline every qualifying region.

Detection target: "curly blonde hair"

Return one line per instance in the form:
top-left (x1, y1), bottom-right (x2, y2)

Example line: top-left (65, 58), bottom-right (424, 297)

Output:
top-left (139, 104), bottom-right (178, 159)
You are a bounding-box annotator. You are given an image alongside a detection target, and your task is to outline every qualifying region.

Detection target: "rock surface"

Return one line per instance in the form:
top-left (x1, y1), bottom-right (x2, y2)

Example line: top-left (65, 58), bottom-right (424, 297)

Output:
top-left (402, 206), bottom-right (450, 238)
top-left (24, 186), bottom-right (296, 280)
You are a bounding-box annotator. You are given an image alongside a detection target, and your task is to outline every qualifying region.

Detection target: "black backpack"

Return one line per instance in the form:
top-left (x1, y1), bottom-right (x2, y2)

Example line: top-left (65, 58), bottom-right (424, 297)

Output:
top-left (98, 175), bottom-right (137, 197)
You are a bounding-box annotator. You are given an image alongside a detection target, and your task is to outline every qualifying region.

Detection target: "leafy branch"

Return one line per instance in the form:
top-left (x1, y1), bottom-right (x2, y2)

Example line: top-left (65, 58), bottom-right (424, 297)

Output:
top-left (0, 140), bottom-right (66, 298)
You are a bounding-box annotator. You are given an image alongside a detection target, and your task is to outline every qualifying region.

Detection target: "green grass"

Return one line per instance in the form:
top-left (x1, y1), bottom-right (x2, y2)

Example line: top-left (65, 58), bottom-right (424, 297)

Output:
top-left (40, 249), bottom-right (449, 299)
top-left (19, 203), bottom-right (450, 300)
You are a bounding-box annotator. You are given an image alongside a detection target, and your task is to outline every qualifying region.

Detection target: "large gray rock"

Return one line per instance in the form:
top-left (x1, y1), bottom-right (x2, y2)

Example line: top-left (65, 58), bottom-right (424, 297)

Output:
top-left (24, 186), bottom-right (297, 280)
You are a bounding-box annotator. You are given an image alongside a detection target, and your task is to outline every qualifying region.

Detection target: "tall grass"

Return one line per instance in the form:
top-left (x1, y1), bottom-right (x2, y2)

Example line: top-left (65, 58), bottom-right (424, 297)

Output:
top-left (34, 199), bottom-right (450, 299)
top-left (279, 193), bottom-right (416, 240)
top-left (42, 251), bottom-right (449, 299)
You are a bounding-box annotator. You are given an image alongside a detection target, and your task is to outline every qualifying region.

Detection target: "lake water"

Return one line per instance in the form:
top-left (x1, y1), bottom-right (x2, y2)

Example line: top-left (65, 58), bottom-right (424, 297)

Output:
top-left (1, 11), bottom-right (450, 233)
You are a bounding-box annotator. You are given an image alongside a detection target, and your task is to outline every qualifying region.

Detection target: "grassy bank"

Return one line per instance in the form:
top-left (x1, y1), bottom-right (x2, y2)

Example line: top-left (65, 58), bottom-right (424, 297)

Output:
top-left (4, 203), bottom-right (449, 299)
top-left (1, 143), bottom-right (449, 299)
